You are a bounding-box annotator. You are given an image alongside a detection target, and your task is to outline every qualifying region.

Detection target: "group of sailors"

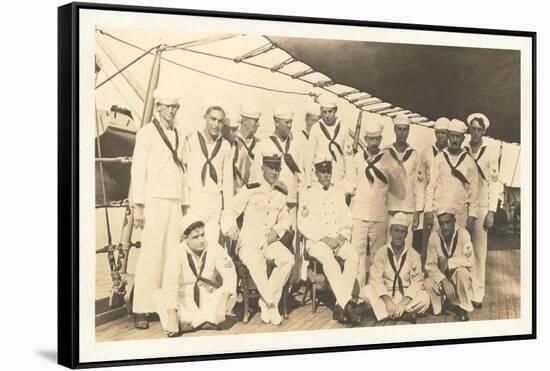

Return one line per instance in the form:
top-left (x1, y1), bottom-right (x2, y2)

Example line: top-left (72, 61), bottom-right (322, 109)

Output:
top-left (129, 86), bottom-right (501, 336)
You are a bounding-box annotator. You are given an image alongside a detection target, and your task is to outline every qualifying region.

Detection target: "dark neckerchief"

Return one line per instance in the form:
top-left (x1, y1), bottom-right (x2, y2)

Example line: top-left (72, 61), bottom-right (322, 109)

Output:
top-left (388, 144), bottom-right (414, 165)
top-left (302, 130), bottom-right (310, 140)
top-left (269, 135), bottom-right (301, 174)
top-left (186, 249), bottom-right (222, 306)
top-left (439, 230), bottom-right (460, 279)
top-left (232, 141), bottom-right (244, 184)
top-left (152, 118), bottom-right (185, 173)
top-left (387, 247), bottom-right (408, 298)
top-left (442, 150), bottom-right (470, 186)
top-left (197, 131), bottom-right (223, 186)
top-left (432, 144), bottom-right (447, 157)
top-left (363, 150), bottom-right (387, 184)
top-left (465, 145), bottom-right (487, 181)
top-left (237, 135), bottom-right (256, 160)
top-left (318, 120), bottom-right (343, 162)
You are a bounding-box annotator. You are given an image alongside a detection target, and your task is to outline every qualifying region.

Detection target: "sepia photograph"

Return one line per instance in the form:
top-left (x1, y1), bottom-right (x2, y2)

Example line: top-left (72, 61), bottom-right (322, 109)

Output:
top-left (58, 2), bottom-right (535, 367)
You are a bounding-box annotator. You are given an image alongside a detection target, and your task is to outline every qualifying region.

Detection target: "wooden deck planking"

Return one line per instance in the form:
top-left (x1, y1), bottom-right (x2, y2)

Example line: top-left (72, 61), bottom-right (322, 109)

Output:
top-left (96, 249), bottom-right (521, 342)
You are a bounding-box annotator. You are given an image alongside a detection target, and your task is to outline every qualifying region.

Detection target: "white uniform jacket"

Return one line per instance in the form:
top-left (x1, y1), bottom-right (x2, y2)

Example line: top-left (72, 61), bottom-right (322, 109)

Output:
top-left (221, 180), bottom-right (291, 251)
top-left (233, 134), bottom-right (260, 189)
top-left (425, 226), bottom-right (475, 284)
top-left (425, 148), bottom-right (480, 217)
top-left (464, 141), bottom-right (501, 212)
top-left (304, 118), bottom-right (353, 189)
top-left (368, 244), bottom-right (423, 299)
top-left (131, 120), bottom-right (186, 204)
top-left (348, 149), bottom-right (394, 222)
top-left (161, 241), bottom-right (237, 311)
top-left (298, 183), bottom-right (352, 242)
top-left (184, 130), bottom-right (234, 203)
top-left (384, 143), bottom-right (424, 213)
top-left (419, 145), bottom-right (445, 211)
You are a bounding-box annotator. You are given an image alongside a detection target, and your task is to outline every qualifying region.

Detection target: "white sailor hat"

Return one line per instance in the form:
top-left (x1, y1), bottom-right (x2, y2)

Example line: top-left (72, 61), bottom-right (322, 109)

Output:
top-left (305, 102), bottom-right (321, 116)
top-left (317, 93), bottom-right (338, 109)
top-left (153, 87), bottom-right (181, 106)
top-left (448, 119), bottom-right (468, 134)
top-left (240, 103), bottom-right (261, 120)
top-left (222, 111), bottom-right (240, 128)
top-left (181, 214), bottom-right (204, 236)
top-left (435, 206), bottom-right (457, 217)
top-left (434, 117), bottom-right (450, 130)
top-left (393, 115), bottom-right (411, 127)
top-left (466, 112), bottom-right (490, 130)
top-left (363, 116), bottom-right (384, 137)
top-left (273, 105), bottom-right (294, 120)
top-left (390, 212), bottom-right (410, 227)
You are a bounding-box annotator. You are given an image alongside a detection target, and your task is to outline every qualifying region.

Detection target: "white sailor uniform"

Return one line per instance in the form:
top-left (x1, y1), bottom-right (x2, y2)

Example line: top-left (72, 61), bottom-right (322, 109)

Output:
top-left (361, 244), bottom-right (429, 321)
top-left (425, 226), bottom-right (475, 313)
top-left (152, 241), bottom-right (237, 331)
top-left (464, 142), bottom-right (501, 303)
top-left (384, 143), bottom-right (424, 249)
top-left (185, 131), bottom-right (234, 243)
top-left (130, 118), bottom-right (186, 314)
top-left (348, 149), bottom-right (393, 287)
top-left (425, 148), bottom-right (479, 228)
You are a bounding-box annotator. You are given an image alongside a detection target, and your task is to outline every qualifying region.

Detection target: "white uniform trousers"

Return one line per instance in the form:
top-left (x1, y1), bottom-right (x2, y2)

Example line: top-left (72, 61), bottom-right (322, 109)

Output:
top-left (360, 285), bottom-right (430, 321)
top-left (133, 198), bottom-right (182, 313)
top-left (351, 219), bottom-right (388, 287)
top-left (239, 241), bottom-right (295, 306)
top-left (152, 286), bottom-right (232, 331)
top-left (286, 206), bottom-right (303, 284)
top-left (471, 206), bottom-right (489, 303)
top-left (307, 240), bottom-right (359, 307)
top-left (187, 190), bottom-right (222, 244)
top-left (425, 267), bottom-right (474, 313)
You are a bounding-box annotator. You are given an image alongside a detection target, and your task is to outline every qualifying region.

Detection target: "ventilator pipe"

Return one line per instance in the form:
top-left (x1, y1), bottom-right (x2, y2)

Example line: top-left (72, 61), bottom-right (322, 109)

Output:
top-left (140, 45), bottom-right (165, 127)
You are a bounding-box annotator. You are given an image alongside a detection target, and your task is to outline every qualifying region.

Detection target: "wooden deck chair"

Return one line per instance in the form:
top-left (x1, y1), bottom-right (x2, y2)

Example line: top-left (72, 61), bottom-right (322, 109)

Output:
top-left (301, 238), bottom-right (345, 313)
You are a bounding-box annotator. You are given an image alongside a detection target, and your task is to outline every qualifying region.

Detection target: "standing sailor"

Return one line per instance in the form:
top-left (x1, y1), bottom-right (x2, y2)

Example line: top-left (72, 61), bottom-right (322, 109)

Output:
top-left (419, 117), bottom-right (450, 264)
top-left (299, 158), bottom-right (362, 326)
top-left (464, 113), bottom-right (500, 308)
top-left (348, 117), bottom-right (393, 287)
top-left (384, 115), bottom-right (424, 250)
top-left (233, 103), bottom-right (262, 191)
top-left (221, 154), bottom-right (295, 325)
top-left (185, 104), bottom-right (234, 244)
top-left (130, 87), bottom-right (187, 329)
top-left (424, 119), bottom-right (479, 233)
top-left (304, 93), bottom-right (353, 191)
top-left (360, 213), bottom-right (429, 322)
top-left (152, 215), bottom-right (237, 336)
top-left (425, 207), bottom-right (475, 321)
top-left (254, 105), bottom-right (303, 207)
top-left (295, 102), bottom-right (321, 177)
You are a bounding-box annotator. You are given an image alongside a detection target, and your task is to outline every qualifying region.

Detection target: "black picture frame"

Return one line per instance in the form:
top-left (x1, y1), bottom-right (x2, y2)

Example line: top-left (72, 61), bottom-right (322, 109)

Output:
top-left (58, 2), bottom-right (536, 368)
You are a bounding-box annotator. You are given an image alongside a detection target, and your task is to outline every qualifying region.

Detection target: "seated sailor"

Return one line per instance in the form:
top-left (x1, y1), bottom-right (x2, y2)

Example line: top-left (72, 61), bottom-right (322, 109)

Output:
top-left (360, 212), bottom-right (430, 322)
top-left (152, 215), bottom-right (237, 336)
top-left (221, 154), bottom-right (295, 325)
top-left (298, 158), bottom-right (362, 326)
top-left (425, 207), bottom-right (475, 321)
